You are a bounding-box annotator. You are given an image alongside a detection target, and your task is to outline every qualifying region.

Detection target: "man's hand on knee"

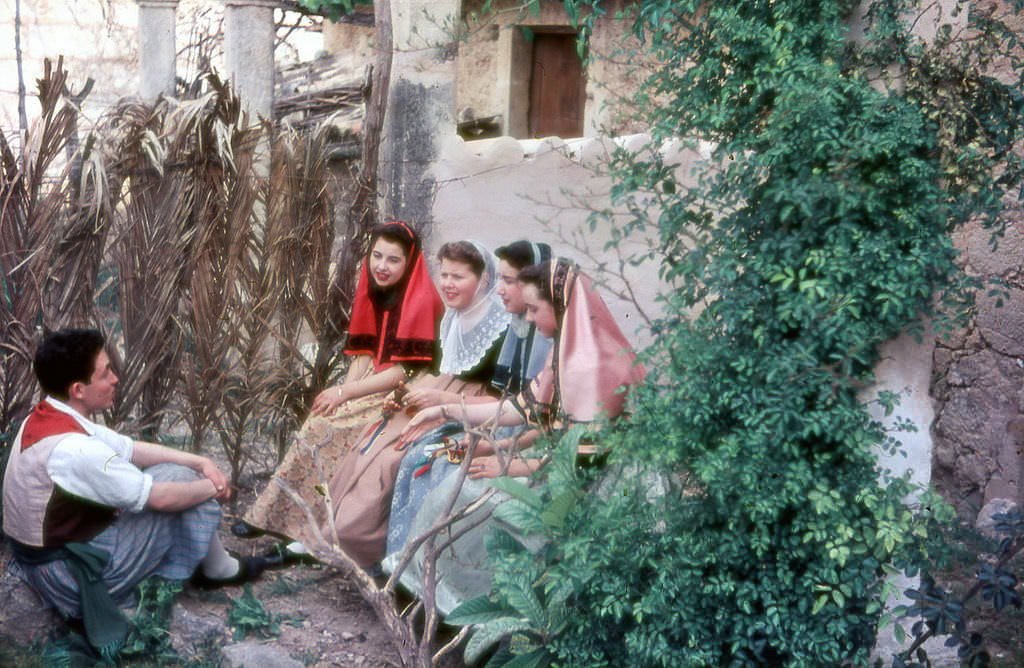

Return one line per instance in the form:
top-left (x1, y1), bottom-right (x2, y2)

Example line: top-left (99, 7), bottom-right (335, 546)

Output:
top-left (196, 457), bottom-right (230, 502)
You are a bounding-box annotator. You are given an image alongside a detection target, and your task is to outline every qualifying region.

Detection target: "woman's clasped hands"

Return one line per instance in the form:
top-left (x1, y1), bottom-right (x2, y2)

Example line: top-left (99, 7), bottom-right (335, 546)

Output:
top-left (402, 387), bottom-right (460, 412)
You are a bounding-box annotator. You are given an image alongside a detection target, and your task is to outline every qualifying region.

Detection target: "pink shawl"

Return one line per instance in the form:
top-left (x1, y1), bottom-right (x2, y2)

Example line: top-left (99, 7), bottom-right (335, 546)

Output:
top-left (530, 259), bottom-right (645, 423)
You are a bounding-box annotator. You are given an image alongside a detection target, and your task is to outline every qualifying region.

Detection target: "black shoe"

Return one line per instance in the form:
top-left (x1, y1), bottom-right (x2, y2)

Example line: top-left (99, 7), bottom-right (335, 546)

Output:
top-left (191, 552), bottom-right (270, 589)
top-left (230, 519), bottom-right (265, 539)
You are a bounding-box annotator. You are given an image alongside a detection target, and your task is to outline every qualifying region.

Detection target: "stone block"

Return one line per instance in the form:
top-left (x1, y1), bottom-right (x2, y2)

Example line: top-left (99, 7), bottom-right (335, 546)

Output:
top-left (976, 497), bottom-right (1018, 540)
top-left (170, 604), bottom-right (227, 660)
top-left (221, 640), bottom-right (304, 668)
top-left (0, 555), bottom-right (60, 647)
top-left (977, 286), bottom-right (1024, 358)
top-left (933, 439), bottom-right (957, 470)
top-left (957, 219), bottom-right (1024, 276)
top-left (950, 349), bottom-right (999, 386)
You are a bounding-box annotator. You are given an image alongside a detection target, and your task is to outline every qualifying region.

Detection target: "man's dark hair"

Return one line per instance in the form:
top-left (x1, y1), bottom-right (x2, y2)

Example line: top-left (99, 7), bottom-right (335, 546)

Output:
top-left (495, 241), bottom-right (552, 271)
top-left (34, 328), bottom-right (106, 399)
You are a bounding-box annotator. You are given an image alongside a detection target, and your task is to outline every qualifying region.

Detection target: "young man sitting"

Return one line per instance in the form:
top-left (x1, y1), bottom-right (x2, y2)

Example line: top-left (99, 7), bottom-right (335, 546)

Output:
top-left (2, 328), bottom-right (270, 656)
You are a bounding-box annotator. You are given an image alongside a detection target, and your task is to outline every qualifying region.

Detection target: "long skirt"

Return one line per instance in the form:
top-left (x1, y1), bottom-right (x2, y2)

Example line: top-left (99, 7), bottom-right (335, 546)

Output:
top-left (242, 385), bottom-right (395, 541)
top-left (318, 374), bottom-right (490, 567)
top-left (15, 463), bottom-right (220, 618)
top-left (382, 424), bottom-right (531, 615)
top-left (381, 467), bottom-right (531, 616)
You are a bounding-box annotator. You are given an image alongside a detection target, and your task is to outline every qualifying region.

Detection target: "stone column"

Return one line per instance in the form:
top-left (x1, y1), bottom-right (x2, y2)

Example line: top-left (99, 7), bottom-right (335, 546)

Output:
top-left (379, 0), bottom-right (459, 227)
top-left (223, 0), bottom-right (275, 122)
top-left (136, 0), bottom-right (178, 101)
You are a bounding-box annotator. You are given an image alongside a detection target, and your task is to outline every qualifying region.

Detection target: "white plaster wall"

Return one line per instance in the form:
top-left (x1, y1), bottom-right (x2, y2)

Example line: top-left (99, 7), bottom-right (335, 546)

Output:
top-left (427, 132), bottom-right (707, 349)
top-left (0, 0), bottom-right (137, 130)
top-left (0, 0), bottom-right (322, 138)
top-left (864, 329), bottom-right (936, 491)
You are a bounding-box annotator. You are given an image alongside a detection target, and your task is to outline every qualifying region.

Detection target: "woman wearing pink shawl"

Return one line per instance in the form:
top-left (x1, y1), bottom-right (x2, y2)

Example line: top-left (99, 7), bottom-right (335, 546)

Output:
top-left (386, 258), bottom-right (644, 613)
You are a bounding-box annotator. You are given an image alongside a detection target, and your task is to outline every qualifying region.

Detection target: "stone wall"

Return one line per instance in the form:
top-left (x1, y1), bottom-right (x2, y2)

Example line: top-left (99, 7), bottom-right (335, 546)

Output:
top-left (456, 0), bottom-right (649, 137)
top-left (932, 214), bottom-right (1024, 520)
top-left (928, 1), bottom-right (1024, 523)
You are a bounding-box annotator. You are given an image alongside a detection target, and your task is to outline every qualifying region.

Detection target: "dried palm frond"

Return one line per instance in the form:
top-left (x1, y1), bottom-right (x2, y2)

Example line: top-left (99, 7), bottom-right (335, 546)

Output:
top-left (1, 60), bottom-right (361, 495)
top-left (263, 122), bottom-right (342, 458)
top-left (0, 58), bottom-right (108, 442)
top-left (102, 113), bottom-right (194, 436)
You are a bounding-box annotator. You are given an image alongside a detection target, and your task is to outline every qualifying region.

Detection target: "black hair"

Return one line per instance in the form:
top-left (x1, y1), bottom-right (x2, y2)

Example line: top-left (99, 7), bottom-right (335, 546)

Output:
top-left (370, 222), bottom-right (418, 261)
top-left (517, 261), bottom-right (553, 304)
top-left (495, 241), bottom-right (552, 271)
top-left (34, 328), bottom-right (106, 399)
top-left (438, 241), bottom-right (486, 277)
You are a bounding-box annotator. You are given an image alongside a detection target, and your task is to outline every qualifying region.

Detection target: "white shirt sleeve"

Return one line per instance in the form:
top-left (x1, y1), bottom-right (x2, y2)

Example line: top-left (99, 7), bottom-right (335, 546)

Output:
top-left (47, 434), bottom-right (153, 513)
top-left (80, 419), bottom-right (135, 460)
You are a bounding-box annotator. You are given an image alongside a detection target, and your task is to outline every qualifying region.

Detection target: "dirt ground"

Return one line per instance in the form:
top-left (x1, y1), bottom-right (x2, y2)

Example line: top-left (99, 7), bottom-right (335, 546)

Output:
top-left (0, 468), bottom-right (463, 668)
top-left (0, 531), bottom-right (407, 667)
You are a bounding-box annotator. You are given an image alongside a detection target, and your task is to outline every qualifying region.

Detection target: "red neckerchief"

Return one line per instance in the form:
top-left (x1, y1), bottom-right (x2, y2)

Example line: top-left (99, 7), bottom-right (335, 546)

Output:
top-left (20, 400), bottom-right (88, 451)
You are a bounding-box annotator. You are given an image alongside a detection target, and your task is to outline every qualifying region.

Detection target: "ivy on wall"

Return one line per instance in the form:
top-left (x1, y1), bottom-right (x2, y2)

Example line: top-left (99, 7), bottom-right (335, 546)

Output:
top-left (451, 1), bottom-right (1024, 666)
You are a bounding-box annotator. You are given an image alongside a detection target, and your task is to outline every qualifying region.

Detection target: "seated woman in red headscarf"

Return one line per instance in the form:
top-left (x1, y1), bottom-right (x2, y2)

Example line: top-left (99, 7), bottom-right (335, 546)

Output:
top-left (237, 222), bottom-right (443, 542)
top-left (297, 240), bottom-right (510, 568)
top-left (386, 258), bottom-right (645, 613)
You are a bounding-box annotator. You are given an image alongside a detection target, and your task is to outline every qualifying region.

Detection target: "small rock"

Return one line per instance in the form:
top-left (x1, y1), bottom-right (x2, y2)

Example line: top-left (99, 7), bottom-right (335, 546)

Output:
top-left (169, 605), bottom-right (223, 658)
top-left (0, 556), bottom-right (60, 646)
top-left (221, 640), bottom-right (304, 668)
top-left (340, 631), bottom-right (357, 641)
top-left (976, 497), bottom-right (1019, 540)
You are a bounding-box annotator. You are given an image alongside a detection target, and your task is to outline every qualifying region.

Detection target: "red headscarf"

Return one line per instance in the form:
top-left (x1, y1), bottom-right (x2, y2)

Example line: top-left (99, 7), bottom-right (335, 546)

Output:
top-left (528, 259), bottom-right (646, 423)
top-left (344, 222), bottom-right (443, 372)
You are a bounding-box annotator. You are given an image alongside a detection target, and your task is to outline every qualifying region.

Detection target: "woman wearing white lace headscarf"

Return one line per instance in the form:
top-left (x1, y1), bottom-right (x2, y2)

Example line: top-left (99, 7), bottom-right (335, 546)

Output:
top-left (437, 241), bottom-right (509, 376)
top-left (293, 240), bottom-right (508, 569)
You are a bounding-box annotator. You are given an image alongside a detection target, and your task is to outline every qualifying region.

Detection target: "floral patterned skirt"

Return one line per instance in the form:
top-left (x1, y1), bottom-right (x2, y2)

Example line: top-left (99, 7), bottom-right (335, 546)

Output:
top-left (241, 389), bottom-right (392, 541)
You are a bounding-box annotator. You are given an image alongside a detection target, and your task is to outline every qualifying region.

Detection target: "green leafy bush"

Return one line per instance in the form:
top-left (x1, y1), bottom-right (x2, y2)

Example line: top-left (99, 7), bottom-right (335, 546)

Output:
top-left (228, 584), bottom-right (281, 641)
top-left (455, 1), bottom-right (1024, 666)
top-left (120, 578), bottom-right (184, 664)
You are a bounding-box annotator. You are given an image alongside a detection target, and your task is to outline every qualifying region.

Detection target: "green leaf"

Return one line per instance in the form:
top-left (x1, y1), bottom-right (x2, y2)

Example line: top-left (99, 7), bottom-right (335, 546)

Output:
top-left (505, 584), bottom-right (546, 626)
top-left (494, 499), bottom-right (546, 534)
top-left (447, 596), bottom-right (514, 626)
top-left (488, 476), bottom-right (544, 509)
top-left (540, 489), bottom-right (579, 529)
top-left (502, 649), bottom-right (551, 668)
top-left (465, 618), bottom-right (534, 665)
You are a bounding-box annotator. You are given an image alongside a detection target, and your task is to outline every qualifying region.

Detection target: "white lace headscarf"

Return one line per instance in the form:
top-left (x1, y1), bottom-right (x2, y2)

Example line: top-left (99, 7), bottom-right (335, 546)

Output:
top-left (438, 241), bottom-right (511, 375)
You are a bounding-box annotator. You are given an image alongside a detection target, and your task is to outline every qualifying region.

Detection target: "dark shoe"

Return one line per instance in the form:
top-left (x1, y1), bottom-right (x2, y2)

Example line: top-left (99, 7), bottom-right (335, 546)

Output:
top-left (191, 552), bottom-right (270, 589)
top-left (230, 519), bottom-right (265, 539)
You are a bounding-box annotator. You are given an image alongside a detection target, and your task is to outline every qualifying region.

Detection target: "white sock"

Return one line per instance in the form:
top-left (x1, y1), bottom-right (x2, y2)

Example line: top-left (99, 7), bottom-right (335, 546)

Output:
top-left (284, 540), bottom-right (307, 557)
top-left (286, 541), bottom-right (309, 556)
top-left (201, 533), bottom-right (240, 579)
